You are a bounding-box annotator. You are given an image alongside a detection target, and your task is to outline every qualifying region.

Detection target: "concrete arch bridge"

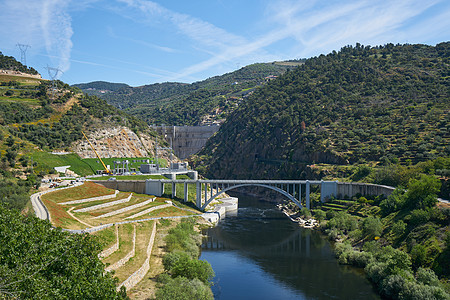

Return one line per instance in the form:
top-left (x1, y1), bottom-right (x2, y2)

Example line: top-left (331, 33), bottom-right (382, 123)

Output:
top-left (147, 179), bottom-right (340, 210)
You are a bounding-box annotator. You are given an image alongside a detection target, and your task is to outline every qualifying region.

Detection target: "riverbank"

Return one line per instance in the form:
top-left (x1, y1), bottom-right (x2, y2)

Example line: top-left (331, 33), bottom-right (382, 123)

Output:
top-left (276, 203), bottom-right (319, 228)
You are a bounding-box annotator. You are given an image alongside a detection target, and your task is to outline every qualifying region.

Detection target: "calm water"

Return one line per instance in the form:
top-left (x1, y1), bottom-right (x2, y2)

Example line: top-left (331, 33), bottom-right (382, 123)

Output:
top-left (200, 193), bottom-right (379, 300)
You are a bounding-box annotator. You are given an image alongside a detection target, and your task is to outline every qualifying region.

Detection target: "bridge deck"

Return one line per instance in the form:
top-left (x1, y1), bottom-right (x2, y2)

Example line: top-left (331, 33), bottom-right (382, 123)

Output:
top-left (159, 179), bottom-right (324, 184)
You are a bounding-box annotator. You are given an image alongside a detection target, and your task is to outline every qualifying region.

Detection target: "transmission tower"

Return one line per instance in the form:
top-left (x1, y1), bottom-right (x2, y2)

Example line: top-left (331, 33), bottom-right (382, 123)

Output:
top-left (45, 66), bottom-right (62, 100)
top-left (16, 43), bottom-right (31, 66)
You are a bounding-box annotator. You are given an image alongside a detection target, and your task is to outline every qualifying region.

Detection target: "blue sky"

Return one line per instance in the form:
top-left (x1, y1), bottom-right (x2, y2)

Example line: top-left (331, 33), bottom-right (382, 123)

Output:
top-left (0, 0), bottom-right (449, 86)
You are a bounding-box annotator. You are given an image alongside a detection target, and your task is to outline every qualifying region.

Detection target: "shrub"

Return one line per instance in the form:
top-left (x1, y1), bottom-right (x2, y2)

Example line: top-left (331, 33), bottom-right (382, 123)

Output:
top-left (312, 209), bottom-right (326, 222)
top-left (408, 209), bottom-right (430, 227)
top-left (380, 188), bottom-right (406, 215)
top-left (170, 256), bottom-right (215, 285)
top-left (362, 216), bottom-right (383, 238)
top-left (391, 220), bottom-right (406, 238)
top-left (410, 244), bottom-right (427, 268)
top-left (163, 251), bottom-right (192, 271)
top-left (415, 268), bottom-right (440, 287)
top-left (404, 175), bottom-right (441, 210)
top-left (155, 276), bottom-right (213, 300)
top-left (326, 211), bottom-right (358, 234)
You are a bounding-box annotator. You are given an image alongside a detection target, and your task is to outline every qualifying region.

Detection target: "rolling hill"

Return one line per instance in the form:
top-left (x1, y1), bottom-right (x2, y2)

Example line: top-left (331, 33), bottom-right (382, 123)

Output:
top-left (74, 61), bottom-right (303, 126)
top-left (191, 42), bottom-right (450, 180)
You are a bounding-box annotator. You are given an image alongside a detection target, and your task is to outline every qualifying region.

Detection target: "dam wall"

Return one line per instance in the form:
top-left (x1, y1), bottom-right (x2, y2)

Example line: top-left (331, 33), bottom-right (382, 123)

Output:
top-left (152, 125), bottom-right (220, 159)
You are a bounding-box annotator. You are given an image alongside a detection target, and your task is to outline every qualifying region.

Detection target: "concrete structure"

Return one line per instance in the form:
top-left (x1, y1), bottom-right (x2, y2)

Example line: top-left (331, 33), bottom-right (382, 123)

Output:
top-left (90, 178), bottom-right (396, 211)
top-left (140, 164), bottom-right (158, 173)
top-left (152, 125), bottom-right (220, 159)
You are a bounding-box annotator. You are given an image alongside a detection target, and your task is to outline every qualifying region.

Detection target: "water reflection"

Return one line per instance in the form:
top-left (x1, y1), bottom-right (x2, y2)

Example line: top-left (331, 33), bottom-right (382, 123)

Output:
top-left (201, 193), bottom-right (379, 300)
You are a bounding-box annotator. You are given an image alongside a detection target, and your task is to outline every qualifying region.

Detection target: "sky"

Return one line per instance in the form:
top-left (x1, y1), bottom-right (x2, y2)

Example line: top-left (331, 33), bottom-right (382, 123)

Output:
top-left (0, 0), bottom-right (449, 87)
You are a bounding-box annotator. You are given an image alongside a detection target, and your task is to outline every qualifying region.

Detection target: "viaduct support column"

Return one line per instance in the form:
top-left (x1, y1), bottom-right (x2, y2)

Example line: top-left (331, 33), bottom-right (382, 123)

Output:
top-left (196, 181), bottom-right (202, 209)
top-left (184, 183), bottom-right (188, 202)
top-left (172, 182), bottom-right (176, 199)
top-left (204, 183), bottom-right (208, 206)
top-left (306, 180), bottom-right (310, 210)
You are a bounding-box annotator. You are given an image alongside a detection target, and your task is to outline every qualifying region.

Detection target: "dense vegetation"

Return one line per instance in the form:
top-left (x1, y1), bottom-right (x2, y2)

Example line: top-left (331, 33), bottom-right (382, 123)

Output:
top-left (155, 219), bottom-right (214, 300)
top-left (75, 62), bottom-right (300, 125)
top-left (0, 51), bottom-right (38, 75)
top-left (0, 204), bottom-right (127, 299)
top-left (193, 42), bottom-right (449, 180)
top-left (293, 173), bottom-right (450, 299)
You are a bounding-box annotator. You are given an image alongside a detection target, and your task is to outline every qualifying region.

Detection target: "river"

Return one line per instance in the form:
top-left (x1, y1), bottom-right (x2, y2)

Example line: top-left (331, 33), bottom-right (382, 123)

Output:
top-left (200, 192), bottom-right (380, 300)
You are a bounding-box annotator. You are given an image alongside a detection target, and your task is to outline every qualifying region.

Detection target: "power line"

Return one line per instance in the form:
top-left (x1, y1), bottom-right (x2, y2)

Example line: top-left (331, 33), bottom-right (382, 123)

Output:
top-left (45, 65), bottom-right (63, 100)
top-left (16, 43), bottom-right (31, 66)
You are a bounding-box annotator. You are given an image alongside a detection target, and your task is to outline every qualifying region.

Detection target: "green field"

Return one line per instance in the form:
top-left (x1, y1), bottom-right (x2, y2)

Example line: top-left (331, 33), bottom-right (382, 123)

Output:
top-left (0, 96), bottom-right (40, 106)
top-left (32, 152), bottom-right (96, 176)
top-left (31, 152), bottom-right (168, 177)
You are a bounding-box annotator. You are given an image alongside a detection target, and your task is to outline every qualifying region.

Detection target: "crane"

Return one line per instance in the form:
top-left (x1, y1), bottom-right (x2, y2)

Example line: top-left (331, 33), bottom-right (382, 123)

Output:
top-left (81, 131), bottom-right (112, 174)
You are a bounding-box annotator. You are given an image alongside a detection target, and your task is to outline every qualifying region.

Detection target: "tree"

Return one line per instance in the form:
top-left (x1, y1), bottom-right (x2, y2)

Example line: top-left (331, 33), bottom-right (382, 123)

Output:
top-left (404, 175), bottom-right (441, 209)
top-left (362, 216), bottom-right (383, 238)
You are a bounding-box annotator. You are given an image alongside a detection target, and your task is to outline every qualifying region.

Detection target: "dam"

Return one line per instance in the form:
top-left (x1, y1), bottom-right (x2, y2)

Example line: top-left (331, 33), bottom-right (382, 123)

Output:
top-left (151, 125), bottom-right (220, 159)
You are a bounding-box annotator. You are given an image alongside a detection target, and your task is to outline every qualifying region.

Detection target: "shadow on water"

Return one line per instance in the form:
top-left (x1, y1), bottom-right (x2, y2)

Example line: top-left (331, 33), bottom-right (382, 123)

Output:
top-left (201, 192), bottom-right (379, 300)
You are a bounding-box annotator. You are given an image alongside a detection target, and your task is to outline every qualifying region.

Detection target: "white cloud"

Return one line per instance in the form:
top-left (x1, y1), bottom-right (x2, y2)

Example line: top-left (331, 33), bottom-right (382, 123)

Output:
top-left (0, 0), bottom-right (73, 77)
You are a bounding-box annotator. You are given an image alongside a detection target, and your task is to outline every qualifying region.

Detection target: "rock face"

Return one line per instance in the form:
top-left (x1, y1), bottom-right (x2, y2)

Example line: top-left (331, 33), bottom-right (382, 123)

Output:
top-left (72, 126), bottom-right (174, 160)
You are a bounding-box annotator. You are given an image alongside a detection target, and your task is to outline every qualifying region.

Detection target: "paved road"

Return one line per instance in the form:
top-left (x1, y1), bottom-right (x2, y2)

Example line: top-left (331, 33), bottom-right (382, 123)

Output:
top-left (30, 182), bottom-right (84, 222)
top-left (30, 192), bottom-right (50, 221)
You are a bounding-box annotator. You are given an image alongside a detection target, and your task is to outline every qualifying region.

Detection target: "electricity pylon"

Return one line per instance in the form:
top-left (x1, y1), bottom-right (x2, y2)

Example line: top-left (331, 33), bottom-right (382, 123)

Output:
top-left (16, 43), bottom-right (30, 66)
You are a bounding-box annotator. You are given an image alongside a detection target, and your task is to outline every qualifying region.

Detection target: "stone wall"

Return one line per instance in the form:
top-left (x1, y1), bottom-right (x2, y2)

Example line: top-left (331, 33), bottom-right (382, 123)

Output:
top-left (74, 193), bottom-right (132, 213)
top-left (105, 225), bottom-right (136, 272)
top-left (60, 190), bottom-right (119, 205)
top-left (99, 225), bottom-right (119, 258)
top-left (94, 198), bottom-right (155, 219)
top-left (125, 202), bottom-right (171, 220)
top-left (118, 221), bottom-right (157, 291)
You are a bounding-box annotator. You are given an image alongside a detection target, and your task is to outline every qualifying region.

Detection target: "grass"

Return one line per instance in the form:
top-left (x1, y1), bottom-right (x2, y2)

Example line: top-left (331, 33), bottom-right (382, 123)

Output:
top-left (94, 175), bottom-right (167, 181)
top-left (93, 225), bottom-right (117, 249)
top-left (113, 221), bottom-right (154, 282)
top-left (82, 157), bottom-right (167, 174)
top-left (103, 223), bottom-right (135, 268)
top-left (147, 206), bottom-right (196, 218)
top-left (42, 182), bottom-right (115, 203)
top-left (0, 96), bottom-right (41, 106)
top-left (0, 74), bottom-right (42, 84)
top-left (40, 196), bottom-right (85, 229)
top-left (32, 152), bottom-right (96, 176)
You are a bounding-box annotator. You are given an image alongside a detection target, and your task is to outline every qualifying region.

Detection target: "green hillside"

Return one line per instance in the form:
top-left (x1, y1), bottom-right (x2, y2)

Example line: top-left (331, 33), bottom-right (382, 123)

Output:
top-left (0, 51), bottom-right (39, 75)
top-left (192, 42), bottom-right (450, 180)
top-left (74, 62), bottom-right (301, 125)
top-left (0, 54), bottom-right (160, 210)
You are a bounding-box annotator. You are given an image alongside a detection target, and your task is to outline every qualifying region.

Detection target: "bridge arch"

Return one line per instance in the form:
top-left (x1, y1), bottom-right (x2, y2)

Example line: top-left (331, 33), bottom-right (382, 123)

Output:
top-left (202, 183), bottom-right (302, 210)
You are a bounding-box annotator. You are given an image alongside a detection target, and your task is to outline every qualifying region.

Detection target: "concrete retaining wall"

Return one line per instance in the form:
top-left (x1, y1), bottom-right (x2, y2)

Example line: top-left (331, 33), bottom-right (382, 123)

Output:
top-left (74, 193), bottom-right (133, 213)
top-left (105, 225), bottom-right (136, 272)
top-left (337, 182), bottom-right (395, 199)
top-left (125, 202), bottom-right (171, 219)
top-left (93, 180), bottom-right (147, 194)
top-left (94, 198), bottom-right (155, 219)
top-left (99, 225), bottom-right (119, 258)
top-left (60, 190), bottom-right (119, 205)
top-left (118, 221), bottom-right (157, 291)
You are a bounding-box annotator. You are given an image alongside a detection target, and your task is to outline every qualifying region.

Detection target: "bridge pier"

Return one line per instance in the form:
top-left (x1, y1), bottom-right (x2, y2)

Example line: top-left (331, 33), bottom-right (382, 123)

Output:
top-left (305, 181), bottom-right (310, 210)
top-left (184, 183), bottom-right (188, 202)
top-left (196, 182), bottom-right (202, 208)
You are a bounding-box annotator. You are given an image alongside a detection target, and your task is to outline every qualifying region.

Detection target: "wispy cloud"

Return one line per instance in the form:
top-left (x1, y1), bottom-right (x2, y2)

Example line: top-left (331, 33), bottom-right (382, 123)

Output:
top-left (106, 26), bottom-right (177, 53)
top-left (0, 0), bottom-right (73, 77)
top-left (170, 0), bottom-right (448, 80)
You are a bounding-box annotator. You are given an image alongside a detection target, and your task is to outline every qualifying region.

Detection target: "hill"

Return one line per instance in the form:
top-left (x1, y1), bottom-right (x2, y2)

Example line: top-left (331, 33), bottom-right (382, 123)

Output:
top-left (0, 51), bottom-right (39, 75)
top-left (0, 54), bottom-right (172, 202)
top-left (192, 42), bottom-right (450, 180)
top-left (74, 61), bottom-right (302, 125)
